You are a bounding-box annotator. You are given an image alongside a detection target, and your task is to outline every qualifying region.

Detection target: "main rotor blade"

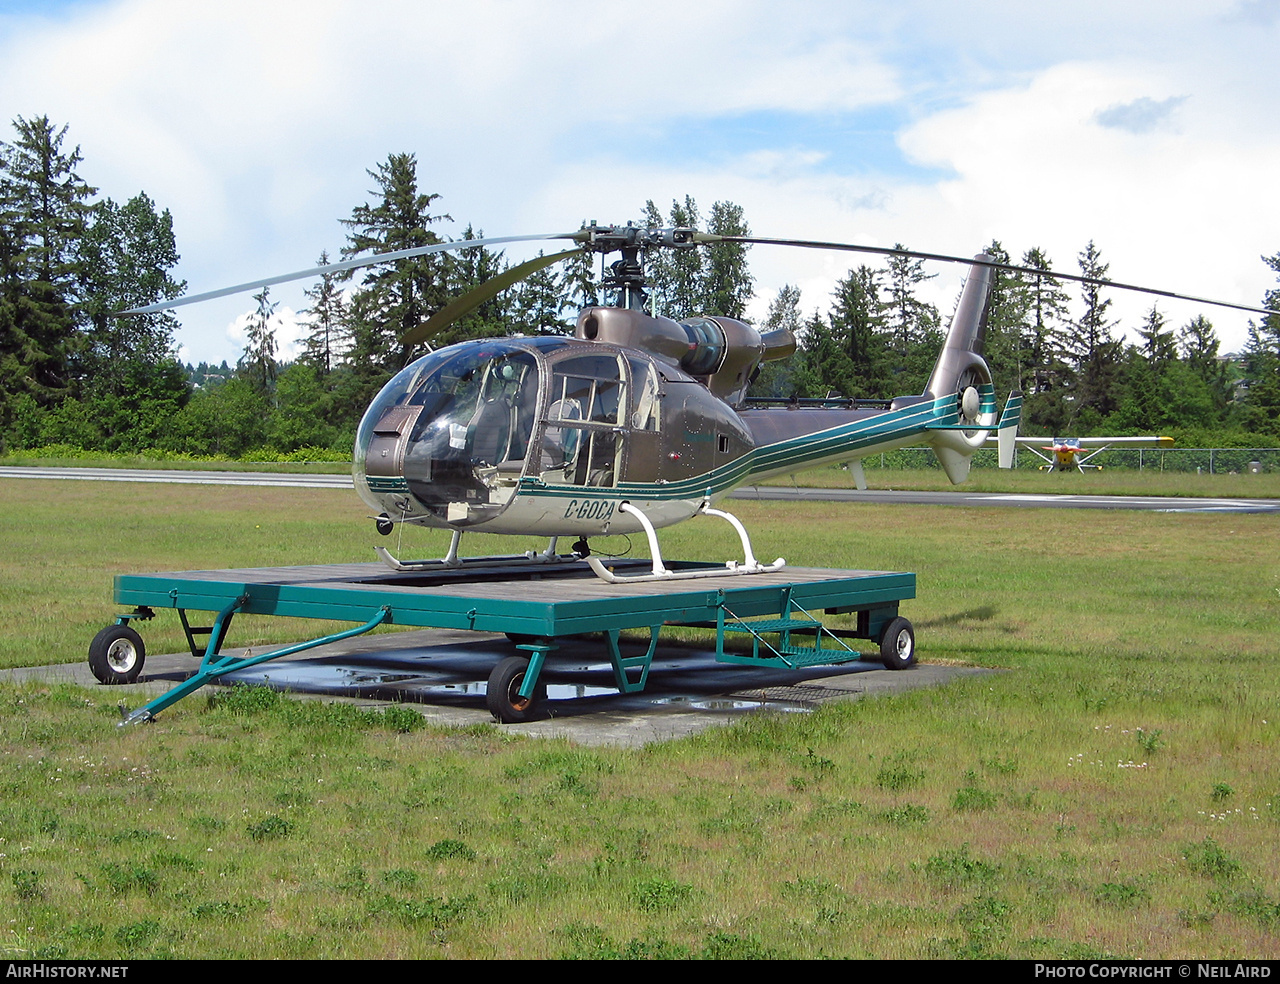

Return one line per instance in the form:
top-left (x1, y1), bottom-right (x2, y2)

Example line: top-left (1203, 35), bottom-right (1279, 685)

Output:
top-left (119, 232), bottom-right (584, 316)
top-left (401, 248), bottom-right (584, 347)
top-left (709, 235), bottom-right (1278, 319)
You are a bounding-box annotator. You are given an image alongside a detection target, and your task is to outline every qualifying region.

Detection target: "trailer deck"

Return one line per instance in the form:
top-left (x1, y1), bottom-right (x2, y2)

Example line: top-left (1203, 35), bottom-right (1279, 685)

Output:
top-left (91, 559), bottom-right (917, 725)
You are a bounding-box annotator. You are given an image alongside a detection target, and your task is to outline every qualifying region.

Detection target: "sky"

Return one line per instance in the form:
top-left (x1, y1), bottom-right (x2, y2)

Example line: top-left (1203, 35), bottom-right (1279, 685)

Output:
top-left (1, 0), bottom-right (1278, 367)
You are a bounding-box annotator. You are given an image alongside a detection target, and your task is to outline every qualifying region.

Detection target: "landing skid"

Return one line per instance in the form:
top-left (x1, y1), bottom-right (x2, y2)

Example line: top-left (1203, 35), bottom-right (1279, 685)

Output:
top-left (375, 504), bottom-right (785, 584)
top-left (375, 532), bottom-right (577, 572)
top-left (585, 500), bottom-right (785, 584)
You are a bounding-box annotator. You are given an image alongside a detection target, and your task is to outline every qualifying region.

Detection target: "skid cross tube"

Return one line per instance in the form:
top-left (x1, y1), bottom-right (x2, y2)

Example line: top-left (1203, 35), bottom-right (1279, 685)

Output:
top-left (119, 601), bottom-right (391, 727)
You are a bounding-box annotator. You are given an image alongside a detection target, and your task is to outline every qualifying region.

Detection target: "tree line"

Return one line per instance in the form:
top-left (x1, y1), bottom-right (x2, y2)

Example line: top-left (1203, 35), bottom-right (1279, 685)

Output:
top-left (759, 240), bottom-right (1280, 444)
top-left (2, 115), bottom-right (1278, 459)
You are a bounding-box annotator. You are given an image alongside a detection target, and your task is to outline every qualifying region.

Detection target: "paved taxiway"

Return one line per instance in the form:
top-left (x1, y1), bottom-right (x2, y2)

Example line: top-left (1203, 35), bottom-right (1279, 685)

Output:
top-left (4, 465), bottom-right (1278, 512)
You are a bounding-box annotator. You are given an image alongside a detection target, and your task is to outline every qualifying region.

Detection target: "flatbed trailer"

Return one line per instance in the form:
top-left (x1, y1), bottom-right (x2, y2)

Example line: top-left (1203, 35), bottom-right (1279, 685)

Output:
top-left (89, 559), bottom-right (917, 725)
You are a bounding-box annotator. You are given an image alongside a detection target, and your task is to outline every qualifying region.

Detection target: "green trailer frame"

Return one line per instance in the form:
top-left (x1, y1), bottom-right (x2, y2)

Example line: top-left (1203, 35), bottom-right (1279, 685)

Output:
top-left (90, 560), bottom-right (917, 725)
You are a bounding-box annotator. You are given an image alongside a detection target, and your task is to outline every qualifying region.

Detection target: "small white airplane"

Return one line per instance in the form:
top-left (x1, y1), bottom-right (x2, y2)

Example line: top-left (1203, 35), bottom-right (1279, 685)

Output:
top-left (997, 435), bottom-right (1175, 472)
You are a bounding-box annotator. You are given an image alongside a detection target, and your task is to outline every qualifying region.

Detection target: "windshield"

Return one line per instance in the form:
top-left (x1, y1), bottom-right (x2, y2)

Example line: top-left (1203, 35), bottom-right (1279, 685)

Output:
top-left (354, 340), bottom-right (542, 523)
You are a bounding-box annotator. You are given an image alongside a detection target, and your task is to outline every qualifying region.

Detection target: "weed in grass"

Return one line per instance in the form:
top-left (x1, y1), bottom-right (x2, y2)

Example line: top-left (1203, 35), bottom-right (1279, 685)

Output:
top-left (113, 920), bottom-right (162, 954)
top-left (424, 839), bottom-right (476, 862)
top-left (1095, 882), bottom-right (1149, 909)
top-left (245, 814), bottom-right (292, 841)
top-left (379, 705), bottom-right (426, 733)
top-left (1218, 890), bottom-right (1280, 927)
top-left (383, 869), bottom-right (418, 889)
top-left (100, 862), bottom-right (158, 895)
top-left (876, 764), bottom-right (924, 791)
top-left (1182, 837), bottom-right (1241, 879)
top-left (336, 864), bottom-right (368, 895)
top-left (951, 894), bottom-right (1013, 959)
top-left (366, 893), bottom-right (475, 929)
top-left (209, 684), bottom-right (282, 714)
top-left (1211, 782), bottom-right (1235, 801)
top-left (802, 747), bottom-right (836, 778)
top-left (806, 797), bottom-right (864, 824)
top-left (191, 900), bottom-right (250, 920)
top-left (188, 815), bottom-right (224, 833)
top-left (63, 924), bottom-right (105, 946)
top-left (150, 849), bottom-right (196, 871)
top-left (10, 869), bottom-right (41, 901)
top-left (556, 922), bottom-right (692, 960)
top-left (699, 931), bottom-right (779, 960)
top-left (1178, 907), bottom-right (1217, 928)
top-left (107, 828), bottom-right (159, 845)
top-left (923, 845), bottom-right (1000, 885)
top-left (952, 785), bottom-right (998, 811)
top-left (1134, 727), bottom-right (1164, 754)
top-left (634, 877), bottom-right (693, 912)
top-left (878, 804), bottom-right (931, 825)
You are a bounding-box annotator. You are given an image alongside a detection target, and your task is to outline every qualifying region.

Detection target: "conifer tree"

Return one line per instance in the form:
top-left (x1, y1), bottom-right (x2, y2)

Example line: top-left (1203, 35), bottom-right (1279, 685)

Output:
top-left (700, 201), bottom-right (753, 319)
top-left (1019, 247), bottom-right (1072, 396)
top-left (828, 265), bottom-right (885, 398)
top-left (641, 196), bottom-right (702, 319)
top-left (749, 284), bottom-right (804, 398)
top-left (340, 153), bottom-right (449, 372)
top-left (512, 252), bottom-right (567, 335)
top-left (0, 116), bottom-right (97, 407)
top-left (1068, 241), bottom-right (1122, 421)
top-left (300, 251), bottom-right (344, 375)
top-left (978, 240), bottom-right (1028, 391)
top-left (558, 242), bottom-right (600, 316)
top-left (238, 287), bottom-right (278, 397)
top-left (1178, 314), bottom-right (1232, 415)
top-left (882, 245), bottom-right (937, 358)
top-left (441, 225), bottom-right (509, 344)
top-left (1241, 252), bottom-right (1280, 434)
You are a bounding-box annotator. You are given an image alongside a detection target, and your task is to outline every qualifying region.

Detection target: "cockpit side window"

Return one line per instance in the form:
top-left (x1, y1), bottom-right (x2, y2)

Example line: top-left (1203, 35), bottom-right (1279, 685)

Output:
top-left (629, 356), bottom-right (660, 432)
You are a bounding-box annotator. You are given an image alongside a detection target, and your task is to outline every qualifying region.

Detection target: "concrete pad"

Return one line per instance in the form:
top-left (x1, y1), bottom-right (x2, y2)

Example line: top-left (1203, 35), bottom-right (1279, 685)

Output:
top-left (2, 628), bottom-right (996, 748)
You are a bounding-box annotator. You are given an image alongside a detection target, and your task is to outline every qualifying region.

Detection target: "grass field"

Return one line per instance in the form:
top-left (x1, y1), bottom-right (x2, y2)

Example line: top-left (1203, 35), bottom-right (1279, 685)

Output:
top-left (0, 479), bottom-right (1277, 959)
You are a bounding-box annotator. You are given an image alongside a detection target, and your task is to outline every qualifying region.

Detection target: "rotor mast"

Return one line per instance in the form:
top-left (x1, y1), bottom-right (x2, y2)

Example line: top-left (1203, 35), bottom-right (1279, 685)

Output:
top-left (580, 221), bottom-right (699, 312)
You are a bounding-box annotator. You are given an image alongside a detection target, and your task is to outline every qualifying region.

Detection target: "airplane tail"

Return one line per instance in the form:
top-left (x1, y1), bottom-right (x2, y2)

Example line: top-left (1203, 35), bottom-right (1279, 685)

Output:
top-left (919, 254), bottom-right (1000, 484)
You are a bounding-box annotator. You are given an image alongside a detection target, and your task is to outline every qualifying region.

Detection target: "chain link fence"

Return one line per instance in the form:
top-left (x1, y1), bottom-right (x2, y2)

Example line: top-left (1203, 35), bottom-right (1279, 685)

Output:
top-left (862, 447), bottom-right (1280, 473)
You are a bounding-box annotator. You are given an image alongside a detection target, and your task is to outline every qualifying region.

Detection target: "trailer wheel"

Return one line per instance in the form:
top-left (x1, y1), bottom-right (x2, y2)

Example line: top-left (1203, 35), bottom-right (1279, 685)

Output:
top-left (879, 617), bottom-right (915, 671)
top-left (88, 625), bottom-right (146, 684)
top-left (486, 656), bottom-right (545, 723)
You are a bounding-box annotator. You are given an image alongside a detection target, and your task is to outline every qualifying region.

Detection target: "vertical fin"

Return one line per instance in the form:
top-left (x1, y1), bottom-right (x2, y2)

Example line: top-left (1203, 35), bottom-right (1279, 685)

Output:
top-left (997, 391), bottom-right (1022, 469)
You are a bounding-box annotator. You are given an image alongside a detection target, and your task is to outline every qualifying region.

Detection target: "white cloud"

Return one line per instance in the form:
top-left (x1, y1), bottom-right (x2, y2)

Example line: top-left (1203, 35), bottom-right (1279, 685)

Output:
top-left (1, 0), bottom-right (1276, 366)
top-left (224, 305), bottom-right (307, 364)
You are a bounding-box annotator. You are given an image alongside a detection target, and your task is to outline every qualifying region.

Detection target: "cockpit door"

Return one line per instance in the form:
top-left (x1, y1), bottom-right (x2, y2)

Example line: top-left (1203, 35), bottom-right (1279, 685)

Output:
top-left (536, 353), bottom-right (627, 488)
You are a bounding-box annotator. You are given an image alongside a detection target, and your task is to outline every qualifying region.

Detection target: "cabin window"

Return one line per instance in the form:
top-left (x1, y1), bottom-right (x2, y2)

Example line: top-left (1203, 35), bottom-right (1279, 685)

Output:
top-left (539, 354), bottom-right (626, 487)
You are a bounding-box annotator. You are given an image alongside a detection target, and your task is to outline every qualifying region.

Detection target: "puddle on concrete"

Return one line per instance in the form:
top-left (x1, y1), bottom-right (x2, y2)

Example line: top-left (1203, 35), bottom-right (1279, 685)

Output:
top-left (544, 684), bottom-right (618, 700)
top-left (652, 696), bottom-right (812, 714)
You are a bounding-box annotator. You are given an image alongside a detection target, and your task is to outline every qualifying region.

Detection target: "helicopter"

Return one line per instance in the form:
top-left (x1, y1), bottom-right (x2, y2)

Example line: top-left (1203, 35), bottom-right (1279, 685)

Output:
top-left (128, 222), bottom-right (1273, 582)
